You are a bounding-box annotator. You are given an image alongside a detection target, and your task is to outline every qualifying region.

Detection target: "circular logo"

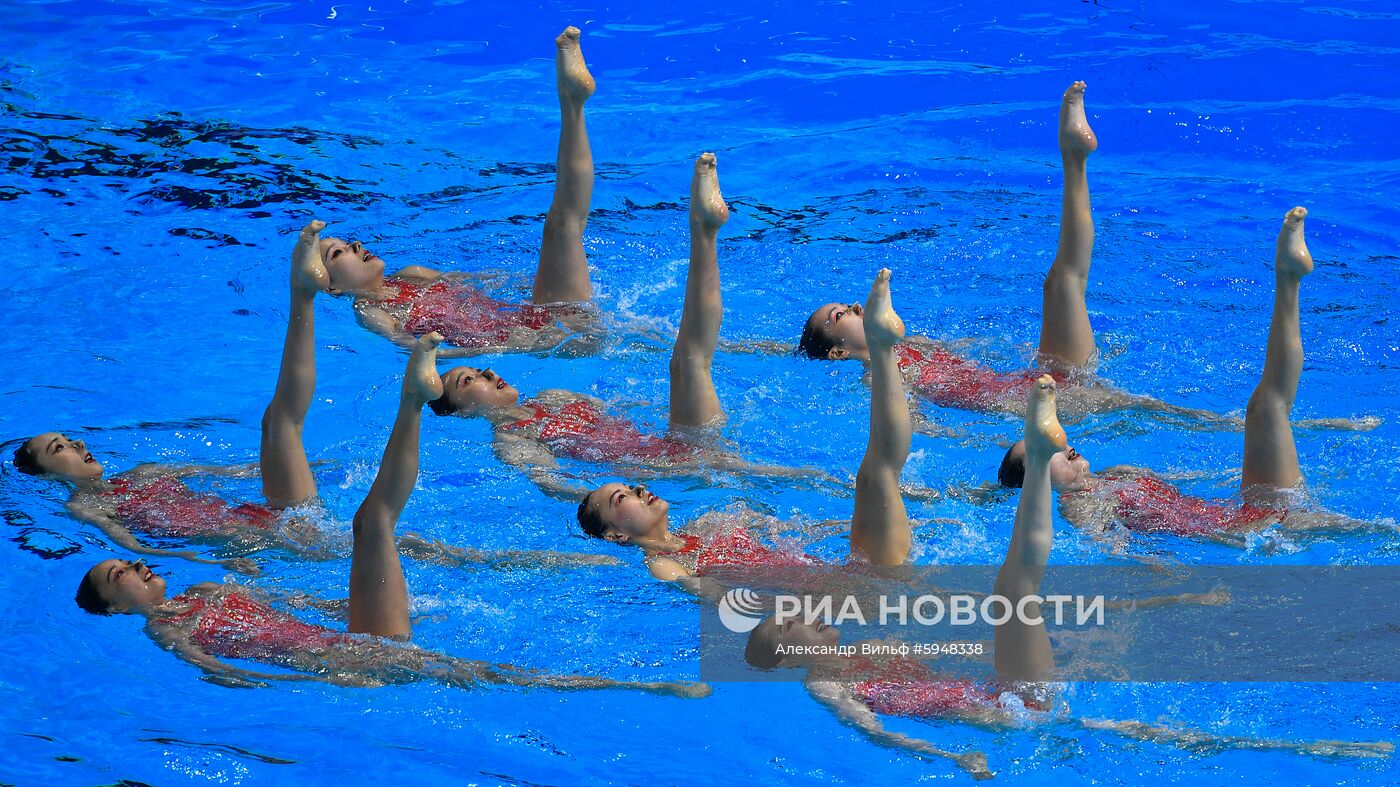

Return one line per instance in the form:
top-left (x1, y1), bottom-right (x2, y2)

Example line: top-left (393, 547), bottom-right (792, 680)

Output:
top-left (718, 588), bottom-right (765, 633)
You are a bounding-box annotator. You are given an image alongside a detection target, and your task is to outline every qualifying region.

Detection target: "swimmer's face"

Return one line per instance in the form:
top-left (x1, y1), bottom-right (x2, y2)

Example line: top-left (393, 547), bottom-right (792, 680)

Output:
top-left (748, 616), bottom-right (840, 668)
top-left (1048, 444), bottom-right (1091, 490)
top-left (85, 558), bottom-right (167, 613)
top-left (805, 302), bottom-right (868, 360)
top-left (320, 237), bottom-right (386, 294)
top-left (1005, 440), bottom-right (1091, 491)
top-left (440, 367), bottom-right (520, 413)
top-left (587, 483), bottom-right (669, 542)
top-left (23, 433), bottom-right (103, 482)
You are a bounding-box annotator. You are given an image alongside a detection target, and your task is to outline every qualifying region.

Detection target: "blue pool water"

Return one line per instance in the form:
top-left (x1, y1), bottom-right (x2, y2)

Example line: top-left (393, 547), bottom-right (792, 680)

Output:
top-left (3, 0), bottom-right (1398, 783)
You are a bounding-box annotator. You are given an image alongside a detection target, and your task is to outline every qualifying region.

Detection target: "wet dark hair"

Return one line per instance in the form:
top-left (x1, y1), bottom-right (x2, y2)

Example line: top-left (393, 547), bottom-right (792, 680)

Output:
top-left (12, 440), bottom-right (41, 475)
top-left (427, 392), bottom-right (456, 417)
top-left (577, 492), bottom-right (607, 539)
top-left (744, 622), bottom-right (783, 669)
top-left (797, 317), bottom-right (837, 361)
top-left (74, 572), bottom-right (112, 615)
top-left (998, 445), bottom-right (1026, 488)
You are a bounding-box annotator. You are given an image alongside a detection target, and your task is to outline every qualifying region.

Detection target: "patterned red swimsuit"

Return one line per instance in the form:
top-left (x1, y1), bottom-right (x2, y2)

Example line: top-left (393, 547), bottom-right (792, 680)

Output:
top-left (668, 527), bottom-right (819, 574)
top-left (167, 591), bottom-right (350, 665)
top-left (1100, 474), bottom-right (1284, 536)
top-left (842, 655), bottom-right (996, 717)
top-left (504, 398), bottom-right (695, 464)
top-left (371, 276), bottom-right (555, 349)
top-left (106, 477), bottom-right (277, 539)
top-left (894, 343), bottom-right (1068, 411)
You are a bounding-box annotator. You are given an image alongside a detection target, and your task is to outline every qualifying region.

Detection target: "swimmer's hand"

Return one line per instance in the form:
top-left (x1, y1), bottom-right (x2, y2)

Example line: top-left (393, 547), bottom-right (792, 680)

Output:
top-left (326, 672), bottom-right (386, 689)
top-left (292, 219), bottom-right (330, 294)
top-left (222, 557), bottom-right (261, 577)
top-left (201, 673), bottom-right (266, 690)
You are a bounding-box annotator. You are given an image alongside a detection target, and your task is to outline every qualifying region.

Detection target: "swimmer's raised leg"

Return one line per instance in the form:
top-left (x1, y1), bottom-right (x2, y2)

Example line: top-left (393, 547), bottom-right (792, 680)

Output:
top-left (993, 375), bottom-right (1061, 682)
top-left (1038, 81), bottom-right (1098, 368)
top-left (261, 220), bottom-right (329, 508)
top-left (348, 333), bottom-right (443, 639)
top-left (532, 26), bottom-right (596, 304)
top-left (670, 152), bottom-right (730, 429)
top-left (849, 269), bottom-right (913, 565)
top-left (1241, 207), bottom-right (1312, 494)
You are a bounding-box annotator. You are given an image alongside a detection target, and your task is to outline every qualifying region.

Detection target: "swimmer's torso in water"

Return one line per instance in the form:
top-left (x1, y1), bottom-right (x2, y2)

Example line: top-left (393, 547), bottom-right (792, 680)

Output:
top-left (663, 518), bottom-right (820, 575)
top-left (1069, 470), bottom-right (1285, 536)
top-left (104, 476), bottom-right (278, 539)
top-left (502, 393), bottom-right (696, 465)
top-left (894, 342), bottom-right (1068, 411)
top-left (361, 275), bottom-right (567, 350)
top-left (838, 654), bottom-right (999, 718)
top-left (158, 586), bottom-right (350, 667)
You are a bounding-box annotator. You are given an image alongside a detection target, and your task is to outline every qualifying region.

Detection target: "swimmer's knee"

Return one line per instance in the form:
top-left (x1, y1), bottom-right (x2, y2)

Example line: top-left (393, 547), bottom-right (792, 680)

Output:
top-left (1042, 266), bottom-right (1088, 294)
top-left (1245, 389), bottom-right (1291, 422)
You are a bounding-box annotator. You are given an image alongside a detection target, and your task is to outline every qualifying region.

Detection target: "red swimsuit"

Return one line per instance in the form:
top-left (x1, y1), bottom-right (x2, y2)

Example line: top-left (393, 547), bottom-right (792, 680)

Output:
top-left (1100, 474), bottom-right (1283, 536)
top-left (504, 398), bottom-right (695, 464)
top-left (669, 527), bottom-right (819, 574)
top-left (372, 276), bottom-right (556, 349)
top-left (168, 591), bottom-right (349, 665)
top-left (895, 343), bottom-right (1067, 411)
top-left (106, 477), bottom-right (277, 539)
top-left (843, 655), bottom-right (995, 718)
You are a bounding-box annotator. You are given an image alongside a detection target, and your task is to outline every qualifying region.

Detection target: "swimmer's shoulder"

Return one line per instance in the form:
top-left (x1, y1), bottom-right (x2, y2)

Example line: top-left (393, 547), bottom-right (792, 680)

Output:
top-left (393, 265), bottom-right (443, 283)
top-left (646, 555), bottom-right (692, 581)
top-left (534, 388), bottom-right (600, 407)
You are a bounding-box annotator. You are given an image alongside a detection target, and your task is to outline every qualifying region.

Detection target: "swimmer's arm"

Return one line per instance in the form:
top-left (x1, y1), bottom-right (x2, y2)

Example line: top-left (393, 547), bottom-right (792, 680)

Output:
top-left (394, 265), bottom-right (442, 282)
top-left (396, 533), bottom-right (620, 569)
top-left (706, 451), bottom-right (839, 485)
top-left (1280, 510), bottom-right (1393, 535)
top-left (355, 304), bottom-right (419, 349)
top-left (446, 658), bottom-right (708, 698)
top-left (555, 308), bottom-right (603, 358)
top-left (154, 632), bottom-right (321, 688)
top-left (65, 501), bottom-right (259, 575)
top-left (808, 681), bottom-right (993, 779)
top-left (716, 338), bottom-right (796, 356)
top-left (130, 462), bottom-right (262, 480)
top-left (1079, 717), bottom-right (1394, 761)
top-left (491, 431), bottom-right (587, 502)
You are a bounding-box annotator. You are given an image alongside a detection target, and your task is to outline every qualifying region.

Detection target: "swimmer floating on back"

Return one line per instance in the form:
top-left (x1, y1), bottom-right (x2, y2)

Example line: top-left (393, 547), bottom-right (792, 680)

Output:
top-left (14, 221), bottom-right (613, 571)
top-left (796, 82), bottom-right (1364, 432)
top-left (70, 334), bottom-right (703, 697)
top-left (745, 375), bottom-right (1392, 778)
top-left (576, 267), bottom-right (915, 587)
top-left (333, 27), bottom-right (601, 357)
top-left (430, 154), bottom-right (822, 498)
top-left (998, 208), bottom-right (1391, 547)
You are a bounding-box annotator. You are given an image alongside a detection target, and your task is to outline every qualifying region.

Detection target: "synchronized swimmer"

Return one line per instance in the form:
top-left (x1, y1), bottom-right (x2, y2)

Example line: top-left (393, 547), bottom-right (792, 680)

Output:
top-left (8, 24), bottom-right (1392, 779)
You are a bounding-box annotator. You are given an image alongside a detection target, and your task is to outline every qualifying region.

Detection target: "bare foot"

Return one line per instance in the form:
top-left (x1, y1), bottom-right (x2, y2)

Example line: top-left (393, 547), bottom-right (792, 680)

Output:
top-left (1276, 206), bottom-right (1313, 279)
top-left (862, 268), bottom-right (905, 349)
top-left (1023, 375), bottom-right (1068, 460)
top-left (690, 152), bottom-right (729, 230)
top-left (292, 220), bottom-right (329, 294)
top-left (1059, 81), bottom-right (1097, 160)
top-left (404, 332), bottom-right (444, 404)
top-left (555, 26), bottom-right (595, 106)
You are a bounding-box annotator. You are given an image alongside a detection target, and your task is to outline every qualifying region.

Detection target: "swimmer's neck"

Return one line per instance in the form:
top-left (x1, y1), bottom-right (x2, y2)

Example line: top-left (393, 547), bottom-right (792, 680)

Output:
top-left (634, 521), bottom-right (681, 554)
top-left (345, 276), bottom-right (395, 301)
top-left (482, 404), bottom-right (539, 426)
